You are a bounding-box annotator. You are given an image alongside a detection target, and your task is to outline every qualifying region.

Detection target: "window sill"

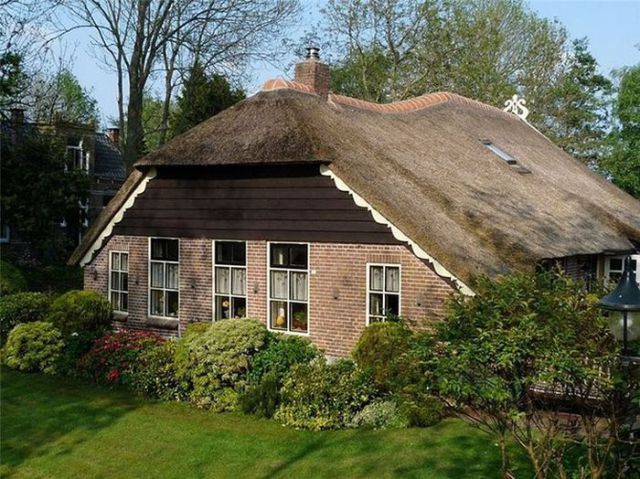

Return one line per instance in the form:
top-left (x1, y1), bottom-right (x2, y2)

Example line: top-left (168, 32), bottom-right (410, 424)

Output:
top-left (146, 316), bottom-right (179, 330)
top-left (113, 311), bottom-right (129, 322)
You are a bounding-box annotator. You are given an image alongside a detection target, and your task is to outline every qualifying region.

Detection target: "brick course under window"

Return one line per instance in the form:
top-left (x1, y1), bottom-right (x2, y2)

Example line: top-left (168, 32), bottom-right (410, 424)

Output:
top-left (85, 236), bottom-right (455, 356)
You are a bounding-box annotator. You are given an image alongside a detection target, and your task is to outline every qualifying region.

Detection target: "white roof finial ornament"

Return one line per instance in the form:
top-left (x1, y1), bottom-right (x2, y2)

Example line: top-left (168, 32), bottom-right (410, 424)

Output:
top-left (503, 94), bottom-right (529, 121)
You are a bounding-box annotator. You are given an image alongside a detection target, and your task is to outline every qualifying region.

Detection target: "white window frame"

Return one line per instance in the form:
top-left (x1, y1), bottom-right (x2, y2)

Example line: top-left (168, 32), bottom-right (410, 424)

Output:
top-left (366, 263), bottom-right (402, 325)
top-left (148, 237), bottom-right (180, 320)
top-left (66, 141), bottom-right (89, 172)
top-left (604, 254), bottom-right (640, 286)
top-left (212, 240), bottom-right (248, 320)
top-left (109, 251), bottom-right (129, 314)
top-left (266, 241), bottom-right (310, 336)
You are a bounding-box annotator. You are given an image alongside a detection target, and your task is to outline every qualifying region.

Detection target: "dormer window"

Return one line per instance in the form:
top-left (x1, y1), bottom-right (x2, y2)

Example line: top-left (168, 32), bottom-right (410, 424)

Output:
top-left (67, 140), bottom-right (89, 172)
top-left (481, 140), bottom-right (531, 174)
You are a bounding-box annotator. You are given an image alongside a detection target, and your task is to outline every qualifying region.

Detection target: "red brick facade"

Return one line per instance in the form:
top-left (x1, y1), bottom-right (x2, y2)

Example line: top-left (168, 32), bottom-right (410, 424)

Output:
top-left (85, 236), bottom-right (456, 357)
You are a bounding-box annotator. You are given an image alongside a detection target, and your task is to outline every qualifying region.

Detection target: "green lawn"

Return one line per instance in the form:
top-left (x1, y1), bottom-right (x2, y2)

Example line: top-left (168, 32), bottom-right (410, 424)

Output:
top-left (1, 369), bottom-right (531, 478)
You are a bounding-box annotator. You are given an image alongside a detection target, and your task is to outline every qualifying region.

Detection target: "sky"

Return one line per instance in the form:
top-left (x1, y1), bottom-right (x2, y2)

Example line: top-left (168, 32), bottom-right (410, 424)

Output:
top-left (61, 0), bottom-right (640, 127)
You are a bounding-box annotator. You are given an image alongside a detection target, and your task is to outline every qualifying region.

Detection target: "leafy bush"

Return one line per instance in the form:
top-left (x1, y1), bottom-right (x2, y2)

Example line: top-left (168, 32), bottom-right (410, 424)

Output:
top-left (0, 260), bottom-right (27, 296)
top-left (56, 331), bottom-right (97, 377)
top-left (80, 330), bottom-right (164, 384)
top-left (275, 359), bottom-right (376, 430)
top-left (395, 390), bottom-right (444, 427)
top-left (183, 322), bottom-right (212, 337)
top-left (174, 319), bottom-right (268, 411)
top-left (349, 400), bottom-right (408, 429)
top-left (3, 321), bottom-right (64, 374)
top-left (128, 341), bottom-right (185, 401)
top-left (0, 292), bottom-right (51, 344)
top-left (47, 290), bottom-right (112, 338)
top-left (241, 334), bottom-right (319, 418)
top-left (353, 322), bottom-right (431, 393)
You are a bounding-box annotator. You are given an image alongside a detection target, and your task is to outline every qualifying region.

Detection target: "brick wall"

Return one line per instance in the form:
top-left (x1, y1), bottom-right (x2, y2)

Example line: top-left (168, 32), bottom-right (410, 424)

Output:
top-left (85, 236), bottom-right (456, 356)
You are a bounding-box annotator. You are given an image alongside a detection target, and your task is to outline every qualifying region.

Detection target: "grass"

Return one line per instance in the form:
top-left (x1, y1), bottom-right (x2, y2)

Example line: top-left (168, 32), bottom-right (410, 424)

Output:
top-left (1, 369), bottom-right (532, 478)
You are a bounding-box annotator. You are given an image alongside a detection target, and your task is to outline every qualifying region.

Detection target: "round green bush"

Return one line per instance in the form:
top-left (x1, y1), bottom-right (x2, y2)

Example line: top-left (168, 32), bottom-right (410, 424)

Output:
top-left (128, 341), bottom-right (185, 401)
top-left (275, 359), bottom-right (376, 430)
top-left (396, 390), bottom-right (444, 427)
top-left (353, 322), bottom-right (423, 392)
top-left (3, 321), bottom-right (64, 374)
top-left (0, 260), bottom-right (27, 296)
top-left (47, 290), bottom-right (112, 337)
top-left (0, 292), bottom-right (51, 344)
top-left (247, 334), bottom-right (319, 385)
top-left (349, 400), bottom-right (409, 430)
top-left (174, 318), bottom-right (269, 411)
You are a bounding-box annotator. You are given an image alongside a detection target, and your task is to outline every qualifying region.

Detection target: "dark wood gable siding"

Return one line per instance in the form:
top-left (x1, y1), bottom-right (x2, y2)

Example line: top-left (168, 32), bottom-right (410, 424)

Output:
top-left (112, 165), bottom-right (402, 244)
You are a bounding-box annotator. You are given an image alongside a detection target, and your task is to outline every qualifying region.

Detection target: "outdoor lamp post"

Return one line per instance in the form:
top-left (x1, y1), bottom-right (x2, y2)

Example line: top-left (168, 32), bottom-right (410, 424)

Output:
top-left (598, 256), bottom-right (640, 356)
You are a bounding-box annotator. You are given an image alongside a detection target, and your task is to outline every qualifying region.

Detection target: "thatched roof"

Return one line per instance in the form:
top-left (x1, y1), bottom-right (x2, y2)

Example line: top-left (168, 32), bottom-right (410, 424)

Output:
top-left (71, 84), bottom-right (640, 286)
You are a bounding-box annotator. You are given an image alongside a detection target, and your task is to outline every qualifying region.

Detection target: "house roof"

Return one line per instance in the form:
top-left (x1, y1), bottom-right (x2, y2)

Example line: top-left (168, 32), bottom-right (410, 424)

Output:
top-left (94, 133), bottom-right (126, 181)
top-left (70, 84), bottom-right (640, 286)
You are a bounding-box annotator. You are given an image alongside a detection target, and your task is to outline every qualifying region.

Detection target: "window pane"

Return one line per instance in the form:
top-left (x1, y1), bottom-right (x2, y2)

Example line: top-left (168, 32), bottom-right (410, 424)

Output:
top-left (111, 292), bottom-right (120, 311)
top-left (151, 263), bottom-right (164, 288)
top-left (121, 293), bottom-right (128, 312)
top-left (216, 241), bottom-right (233, 264)
top-left (386, 267), bottom-right (400, 292)
top-left (151, 239), bottom-right (178, 261)
top-left (270, 301), bottom-right (287, 330)
top-left (165, 263), bottom-right (179, 290)
top-left (232, 242), bottom-right (246, 265)
top-left (215, 267), bottom-right (230, 294)
top-left (112, 252), bottom-right (120, 270)
top-left (270, 271), bottom-right (288, 299)
top-left (386, 294), bottom-right (399, 316)
top-left (290, 245), bottom-right (308, 268)
top-left (215, 295), bottom-right (230, 320)
top-left (369, 293), bottom-right (383, 316)
top-left (111, 272), bottom-right (120, 290)
top-left (369, 316), bottom-right (384, 324)
top-left (121, 254), bottom-right (128, 272)
top-left (290, 272), bottom-right (307, 301)
top-left (271, 245), bottom-right (288, 267)
top-left (150, 290), bottom-right (164, 316)
top-left (232, 297), bottom-right (246, 318)
top-left (609, 258), bottom-right (623, 271)
top-left (370, 266), bottom-right (383, 291)
top-left (231, 268), bottom-right (246, 295)
top-left (121, 273), bottom-right (128, 291)
top-left (290, 303), bottom-right (308, 332)
top-left (166, 291), bottom-right (179, 317)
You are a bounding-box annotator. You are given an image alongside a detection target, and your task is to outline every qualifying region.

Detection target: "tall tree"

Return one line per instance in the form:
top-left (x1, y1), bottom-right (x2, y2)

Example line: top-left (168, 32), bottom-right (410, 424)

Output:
top-left (602, 64), bottom-right (640, 198)
top-left (172, 62), bottom-right (245, 136)
top-left (62, 0), bottom-right (299, 170)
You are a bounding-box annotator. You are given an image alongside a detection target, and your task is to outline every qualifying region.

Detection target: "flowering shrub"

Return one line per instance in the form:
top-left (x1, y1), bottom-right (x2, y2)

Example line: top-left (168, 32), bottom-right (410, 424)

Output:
top-left (3, 321), bottom-right (64, 374)
top-left (80, 330), bottom-right (164, 384)
top-left (349, 400), bottom-right (408, 429)
top-left (275, 359), bottom-right (376, 430)
top-left (128, 340), bottom-right (186, 401)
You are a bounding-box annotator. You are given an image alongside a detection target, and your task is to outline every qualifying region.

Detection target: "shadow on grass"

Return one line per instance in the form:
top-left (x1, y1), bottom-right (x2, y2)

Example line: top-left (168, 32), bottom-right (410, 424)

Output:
top-left (1, 369), bottom-right (138, 476)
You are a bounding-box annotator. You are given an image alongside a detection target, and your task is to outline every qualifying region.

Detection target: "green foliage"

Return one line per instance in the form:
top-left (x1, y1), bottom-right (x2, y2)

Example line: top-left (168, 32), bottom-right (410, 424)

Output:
top-left (47, 290), bottom-right (112, 338)
top-left (275, 359), bottom-right (376, 430)
top-left (0, 260), bottom-right (28, 296)
top-left (0, 292), bottom-right (51, 344)
top-left (0, 52), bottom-right (24, 109)
top-left (22, 264), bottom-right (83, 294)
top-left (172, 62), bottom-right (245, 136)
top-left (349, 400), bottom-right (408, 430)
top-left (0, 130), bottom-right (90, 257)
top-left (174, 319), bottom-right (268, 410)
top-left (602, 63), bottom-right (640, 198)
top-left (80, 330), bottom-right (164, 384)
top-left (395, 389), bottom-right (444, 428)
top-left (353, 322), bottom-right (426, 392)
top-left (3, 321), bottom-right (64, 374)
top-left (239, 371), bottom-right (280, 418)
top-left (128, 341), bottom-right (185, 401)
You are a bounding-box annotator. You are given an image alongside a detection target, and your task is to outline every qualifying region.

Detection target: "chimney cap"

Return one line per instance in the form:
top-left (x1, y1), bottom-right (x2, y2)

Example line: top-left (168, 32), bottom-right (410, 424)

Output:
top-left (305, 46), bottom-right (321, 60)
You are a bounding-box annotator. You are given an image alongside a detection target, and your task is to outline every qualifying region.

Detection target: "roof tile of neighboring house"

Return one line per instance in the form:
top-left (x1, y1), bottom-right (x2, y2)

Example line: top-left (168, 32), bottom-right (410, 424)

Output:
top-left (94, 133), bottom-right (126, 181)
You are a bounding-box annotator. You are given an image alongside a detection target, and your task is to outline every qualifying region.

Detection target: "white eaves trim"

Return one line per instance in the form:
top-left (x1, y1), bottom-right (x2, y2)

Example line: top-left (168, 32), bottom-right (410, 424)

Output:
top-left (319, 164), bottom-right (474, 296)
top-left (80, 168), bottom-right (157, 267)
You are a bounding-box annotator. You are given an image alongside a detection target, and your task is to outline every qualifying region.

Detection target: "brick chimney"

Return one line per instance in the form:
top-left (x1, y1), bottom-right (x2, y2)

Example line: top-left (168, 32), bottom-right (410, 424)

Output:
top-left (294, 47), bottom-right (330, 98)
top-left (106, 127), bottom-right (120, 147)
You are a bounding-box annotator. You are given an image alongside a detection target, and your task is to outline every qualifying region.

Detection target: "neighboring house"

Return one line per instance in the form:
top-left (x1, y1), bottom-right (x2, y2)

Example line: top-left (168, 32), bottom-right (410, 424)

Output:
top-left (0, 109), bottom-right (126, 248)
top-left (70, 50), bottom-right (640, 357)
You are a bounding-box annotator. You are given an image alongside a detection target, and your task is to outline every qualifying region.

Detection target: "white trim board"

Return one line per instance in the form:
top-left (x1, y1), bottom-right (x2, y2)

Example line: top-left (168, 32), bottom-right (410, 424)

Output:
top-left (319, 164), bottom-right (474, 296)
top-left (80, 168), bottom-right (157, 267)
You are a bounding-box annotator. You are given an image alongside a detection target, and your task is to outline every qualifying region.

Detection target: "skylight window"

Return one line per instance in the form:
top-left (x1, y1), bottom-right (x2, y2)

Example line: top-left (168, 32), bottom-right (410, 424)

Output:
top-left (481, 140), bottom-right (531, 174)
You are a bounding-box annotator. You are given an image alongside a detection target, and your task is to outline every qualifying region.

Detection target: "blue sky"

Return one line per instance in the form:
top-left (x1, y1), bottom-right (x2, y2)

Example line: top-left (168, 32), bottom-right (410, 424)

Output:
top-left (65, 0), bottom-right (640, 126)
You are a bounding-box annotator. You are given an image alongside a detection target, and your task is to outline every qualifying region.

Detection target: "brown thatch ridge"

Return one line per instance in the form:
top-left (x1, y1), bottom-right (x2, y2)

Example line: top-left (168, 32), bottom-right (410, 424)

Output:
top-left (71, 87), bottom-right (640, 286)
